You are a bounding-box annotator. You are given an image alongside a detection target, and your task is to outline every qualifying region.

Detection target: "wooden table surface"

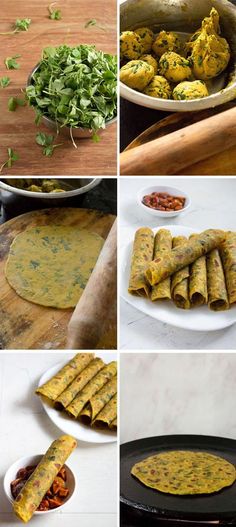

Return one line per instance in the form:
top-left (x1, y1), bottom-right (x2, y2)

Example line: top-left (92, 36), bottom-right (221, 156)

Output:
top-left (0, 207), bottom-right (116, 349)
top-left (0, 0), bottom-right (117, 175)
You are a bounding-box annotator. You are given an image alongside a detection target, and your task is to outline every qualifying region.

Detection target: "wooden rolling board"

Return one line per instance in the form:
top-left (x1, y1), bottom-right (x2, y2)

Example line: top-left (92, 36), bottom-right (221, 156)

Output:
top-left (0, 207), bottom-right (116, 350)
top-left (0, 0), bottom-right (117, 176)
top-left (125, 102), bottom-right (236, 175)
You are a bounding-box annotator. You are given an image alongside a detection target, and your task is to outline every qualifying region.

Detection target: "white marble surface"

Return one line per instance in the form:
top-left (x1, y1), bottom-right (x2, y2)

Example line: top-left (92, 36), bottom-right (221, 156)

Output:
top-left (119, 176), bottom-right (236, 350)
top-left (120, 352), bottom-right (236, 443)
top-left (0, 352), bottom-right (117, 527)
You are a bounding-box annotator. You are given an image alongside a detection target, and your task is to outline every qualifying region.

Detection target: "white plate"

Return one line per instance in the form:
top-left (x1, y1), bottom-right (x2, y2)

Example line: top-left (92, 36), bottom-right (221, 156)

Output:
top-left (120, 225), bottom-right (236, 332)
top-left (38, 352), bottom-right (117, 444)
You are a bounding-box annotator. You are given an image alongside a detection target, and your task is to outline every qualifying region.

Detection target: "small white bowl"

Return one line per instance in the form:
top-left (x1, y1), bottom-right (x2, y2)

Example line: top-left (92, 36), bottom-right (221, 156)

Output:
top-left (137, 185), bottom-right (191, 218)
top-left (4, 454), bottom-right (76, 515)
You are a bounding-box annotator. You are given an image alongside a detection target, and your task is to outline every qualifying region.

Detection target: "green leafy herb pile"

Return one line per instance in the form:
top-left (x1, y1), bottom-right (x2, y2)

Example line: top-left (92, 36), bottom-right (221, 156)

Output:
top-left (26, 44), bottom-right (117, 137)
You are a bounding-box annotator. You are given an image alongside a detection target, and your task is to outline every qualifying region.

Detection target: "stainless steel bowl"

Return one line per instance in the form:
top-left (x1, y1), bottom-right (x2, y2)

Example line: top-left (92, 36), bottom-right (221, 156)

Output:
top-left (0, 178), bottom-right (102, 200)
top-left (120, 0), bottom-right (236, 111)
top-left (27, 65), bottom-right (117, 138)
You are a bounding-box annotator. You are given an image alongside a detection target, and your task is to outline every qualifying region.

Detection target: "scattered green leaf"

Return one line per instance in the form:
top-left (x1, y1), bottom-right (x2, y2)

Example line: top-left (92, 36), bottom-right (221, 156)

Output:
top-left (0, 76), bottom-right (10, 88)
top-left (84, 18), bottom-right (105, 31)
top-left (0, 18), bottom-right (31, 35)
top-left (35, 132), bottom-right (63, 156)
top-left (26, 44), bottom-right (117, 140)
top-left (85, 19), bottom-right (97, 28)
top-left (48, 3), bottom-right (61, 20)
top-left (8, 96), bottom-right (26, 111)
top-left (5, 55), bottom-right (21, 70)
top-left (0, 148), bottom-right (19, 173)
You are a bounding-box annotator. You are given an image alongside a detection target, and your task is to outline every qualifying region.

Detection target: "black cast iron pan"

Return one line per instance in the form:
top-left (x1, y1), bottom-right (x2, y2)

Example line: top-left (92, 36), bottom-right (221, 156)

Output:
top-left (120, 435), bottom-right (236, 522)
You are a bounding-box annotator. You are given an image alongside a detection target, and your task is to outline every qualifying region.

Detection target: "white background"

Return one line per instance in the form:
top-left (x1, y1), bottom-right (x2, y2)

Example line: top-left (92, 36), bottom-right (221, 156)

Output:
top-left (119, 176), bottom-right (236, 349)
top-left (0, 352), bottom-right (117, 527)
top-left (120, 352), bottom-right (236, 443)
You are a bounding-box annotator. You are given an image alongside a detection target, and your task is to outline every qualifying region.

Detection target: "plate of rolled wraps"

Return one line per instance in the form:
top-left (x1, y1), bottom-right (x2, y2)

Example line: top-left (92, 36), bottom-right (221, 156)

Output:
top-left (120, 225), bottom-right (236, 331)
top-left (36, 352), bottom-right (117, 443)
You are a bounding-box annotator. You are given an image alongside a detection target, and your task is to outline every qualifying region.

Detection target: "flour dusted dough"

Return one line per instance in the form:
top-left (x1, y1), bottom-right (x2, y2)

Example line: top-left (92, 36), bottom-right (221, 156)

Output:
top-left (5, 226), bottom-right (104, 308)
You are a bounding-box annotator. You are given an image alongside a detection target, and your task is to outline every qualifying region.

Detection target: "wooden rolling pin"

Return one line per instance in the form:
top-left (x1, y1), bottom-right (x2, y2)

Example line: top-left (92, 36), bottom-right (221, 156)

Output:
top-left (67, 219), bottom-right (117, 350)
top-left (120, 106), bottom-right (236, 175)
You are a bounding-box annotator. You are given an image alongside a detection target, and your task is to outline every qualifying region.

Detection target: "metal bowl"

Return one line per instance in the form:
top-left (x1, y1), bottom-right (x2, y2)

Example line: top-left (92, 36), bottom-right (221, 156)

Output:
top-left (120, 0), bottom-right (236, 111)
top-left (27, 65), bottom-right (117, 138)
top-left (0, 178), bottom-right (102, 200)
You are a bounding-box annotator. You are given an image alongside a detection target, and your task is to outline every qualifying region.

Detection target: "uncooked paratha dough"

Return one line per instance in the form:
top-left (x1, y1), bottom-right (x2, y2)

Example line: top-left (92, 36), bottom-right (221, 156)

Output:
top-left (5, 226), bottom-right (104, 308)
top-left (131, 450), bottom-right (236, 495)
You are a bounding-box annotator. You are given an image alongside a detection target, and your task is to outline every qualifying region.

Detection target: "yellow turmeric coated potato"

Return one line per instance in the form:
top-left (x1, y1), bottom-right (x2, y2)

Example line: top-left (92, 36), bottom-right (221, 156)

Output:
top-left (173, 80), bottom-right (209, 100)
top-left (120, 60), bottom-right (154, 91)
top-left (190, 8), bottom-right (230, 80)
top-left (27, 185), bottom-right (42, 192)
top-left (159, 52), bottom-right (192, 82)
top-left (152, 31), bottom-right (182, 57)
top-left (140, 54), bottom-right (158, 74)
top-left (120, 31), bottom-right (144, 60)
top-left (135, 27), bottom-right (155, 53)
top-left (144, 75), bottom-right (172, 99)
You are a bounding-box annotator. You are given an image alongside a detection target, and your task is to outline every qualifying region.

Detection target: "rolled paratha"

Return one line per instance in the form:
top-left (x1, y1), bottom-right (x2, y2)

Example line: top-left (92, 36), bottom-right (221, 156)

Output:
top-left (171, 236), bottom-right (190, 309)
top-left (220, 232), bottom-right (236, 305)
top-left (13, 435), bottom-right (77, 523)
top-left (79, 375), bottom-right (117, 423)
top-left (189, 234), bottom-right (208, 306)
top-left (151, 229), bottom-right (172, 301)
top-left (128, 227), bottom-right (154, 297)
top-left (92, 393), bottom-right (117, 428)
top-left (146, 229), bottom-right (226, 286)
top-left (66, 361), bottom-right (117, 418)
top-left (54, 358), bottom-right (104, 410)
top-left (109, 418), bottom-right (117, 431)
top-left (131, 450), bottom-right (236, 495)
top-left (206, 249), bottom-right (229, 311)
top-left (35, 353), bottom-right (94, 401)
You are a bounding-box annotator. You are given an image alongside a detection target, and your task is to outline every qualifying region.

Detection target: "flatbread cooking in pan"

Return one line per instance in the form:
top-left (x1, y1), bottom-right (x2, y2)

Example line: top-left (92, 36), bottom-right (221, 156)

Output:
top-left (131, 450), bottom-right (236, 495)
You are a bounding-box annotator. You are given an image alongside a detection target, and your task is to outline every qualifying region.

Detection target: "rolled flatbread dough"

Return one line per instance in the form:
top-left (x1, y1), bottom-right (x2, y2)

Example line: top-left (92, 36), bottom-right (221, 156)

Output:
top-left (5, 226), bottom-right (104, 308)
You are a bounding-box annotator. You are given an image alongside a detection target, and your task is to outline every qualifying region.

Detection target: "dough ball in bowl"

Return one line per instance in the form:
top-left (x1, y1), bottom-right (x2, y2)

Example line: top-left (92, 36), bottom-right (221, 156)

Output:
top-left (120, 60), bottom-right (154, 91)
top-left (144, 75), bottom-right (172, 99)
top-left (159, 52), bottom-right (192, 82)
top-left (189, 8), bottom-right (230, 80)
top-left (139, 54), bottom-right (158, 74)
top-left (173, 80), bottom-right (209, 100)
top-left (135, 27), bottom-right (155, 53)
top-left (120, 31), bottom-right (144, 60)
top-left (152, 30), bottom-right (182, 57)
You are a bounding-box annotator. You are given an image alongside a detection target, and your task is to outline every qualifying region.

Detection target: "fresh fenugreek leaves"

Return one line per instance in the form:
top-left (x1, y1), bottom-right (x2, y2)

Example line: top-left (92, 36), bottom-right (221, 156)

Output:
top-left (0, 148), bottom-right (19, 173)
top-left (0, 18), bottom-right (31, 35)
top-left (5, 55), bottom-right (21, 69)
top-left (0, 76), bottom-right (10, 88)
top-left (35, 132), bottom-right (63, 157)
top-left (26, 44), bottom-right (117, 138)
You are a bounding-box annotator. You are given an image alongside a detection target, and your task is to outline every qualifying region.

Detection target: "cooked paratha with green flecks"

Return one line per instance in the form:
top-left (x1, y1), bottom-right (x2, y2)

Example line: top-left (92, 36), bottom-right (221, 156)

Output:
top-left (131, 450), bottom-right (236, 495)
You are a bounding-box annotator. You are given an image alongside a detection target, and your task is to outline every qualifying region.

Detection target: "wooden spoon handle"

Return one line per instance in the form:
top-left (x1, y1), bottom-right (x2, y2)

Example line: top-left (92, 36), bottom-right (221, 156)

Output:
top-left (120, 106), bottom-right (236, 175)
top-left (67, 219), bottom-right (117, 350)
